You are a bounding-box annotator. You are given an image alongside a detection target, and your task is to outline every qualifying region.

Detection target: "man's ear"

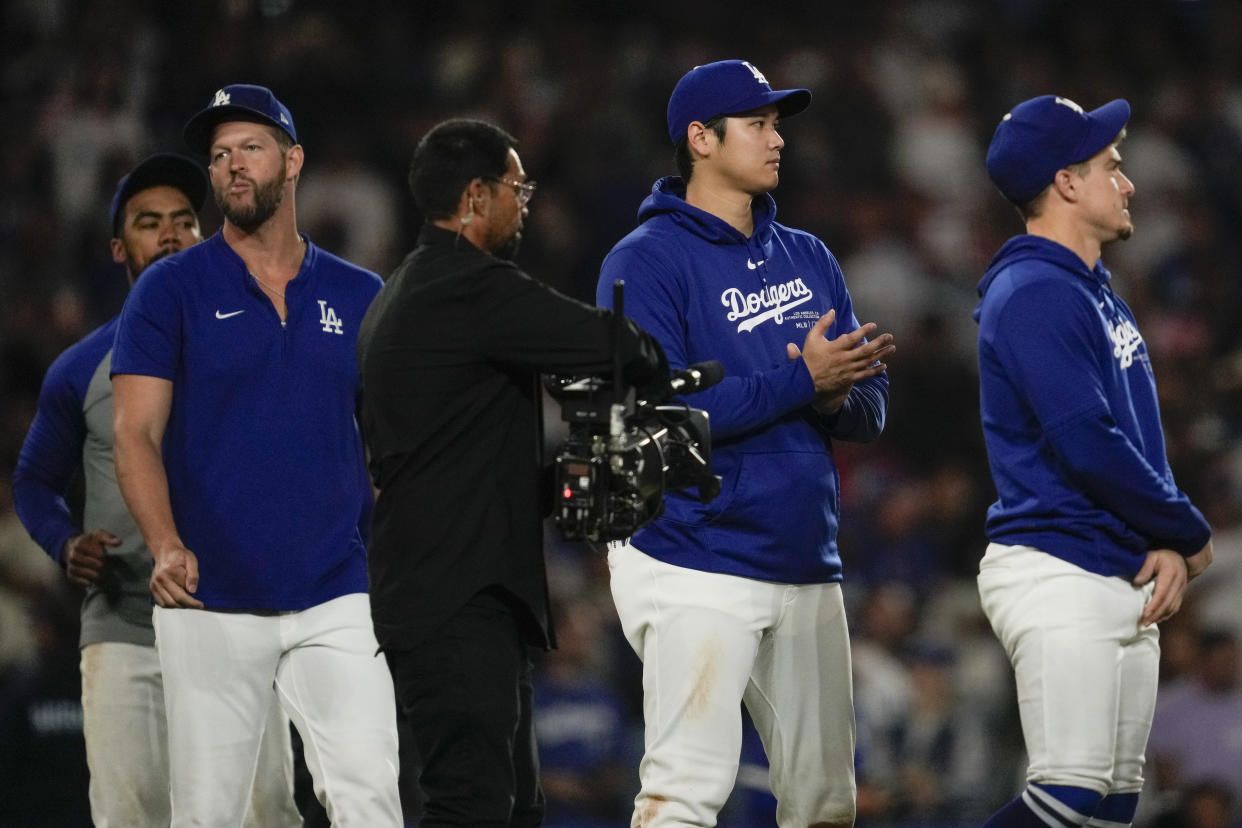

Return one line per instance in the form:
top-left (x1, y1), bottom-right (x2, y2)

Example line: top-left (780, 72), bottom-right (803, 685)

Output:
top-left (1050, 168), bottom-right (1079, 203)
top-left (454, 178), bottom-right (490, 223)
top-left (285, 144), bottom-right (305, 180)
top-left (686, 121), bottom-right (714, 158)
top-left (110, 236), bottom-right (127, 266)
top-left (462, 179), bottom-right (490, 215)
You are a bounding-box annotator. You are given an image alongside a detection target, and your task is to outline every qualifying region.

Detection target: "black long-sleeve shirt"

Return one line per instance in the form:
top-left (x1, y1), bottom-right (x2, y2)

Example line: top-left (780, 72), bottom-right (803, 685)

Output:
top-left (357, 225), bottom-right (665, 650)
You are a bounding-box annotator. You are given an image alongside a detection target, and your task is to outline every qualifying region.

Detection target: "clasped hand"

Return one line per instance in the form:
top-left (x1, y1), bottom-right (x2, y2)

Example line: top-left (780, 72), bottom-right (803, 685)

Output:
top-left (62, 529), bottom-right (121, 587)
top-left (150, 542), bottom-right (205, 609)
top-left (786, 309), bottom-right (896, 414)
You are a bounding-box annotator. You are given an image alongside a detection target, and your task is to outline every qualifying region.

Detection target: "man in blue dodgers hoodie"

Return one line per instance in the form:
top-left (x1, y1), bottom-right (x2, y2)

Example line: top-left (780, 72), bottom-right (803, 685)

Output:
top-left (975, 95), bottom-right (1213, 828)
top-left (112, 85), bottom-right (401, 826)
top-left (597, 60), bottom-right (896, 828)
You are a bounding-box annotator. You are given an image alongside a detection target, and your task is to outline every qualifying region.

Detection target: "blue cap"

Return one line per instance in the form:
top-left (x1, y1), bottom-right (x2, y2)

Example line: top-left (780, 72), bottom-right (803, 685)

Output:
top-left (183, 84), bottom-right (297, 156)
top-left (667, 60), bottom-right (811, 144)
top-left (986, 94), bottom-right (1130, 204)
top-left (109, 153), bottom-right (208, 236)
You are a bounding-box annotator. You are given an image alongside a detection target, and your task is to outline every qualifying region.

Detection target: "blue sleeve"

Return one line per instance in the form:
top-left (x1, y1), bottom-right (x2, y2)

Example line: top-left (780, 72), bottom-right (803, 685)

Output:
top-left (994, 280), bottom-right (1210, 554)
top-left (812, 252), bottom-right (889, 443)
top-left (112, 261), bottom-right (182, 379)
top-left (598, 246), bottom-right (815, 440)
top-left (824, 374), bottom-right (889, 443)
top-left (12, 351), bottom-right (89, 562)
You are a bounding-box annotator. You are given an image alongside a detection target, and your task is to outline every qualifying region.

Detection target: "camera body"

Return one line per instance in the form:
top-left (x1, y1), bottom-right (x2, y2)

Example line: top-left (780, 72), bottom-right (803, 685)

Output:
top-left (549, 375), bottom-right (721, 542)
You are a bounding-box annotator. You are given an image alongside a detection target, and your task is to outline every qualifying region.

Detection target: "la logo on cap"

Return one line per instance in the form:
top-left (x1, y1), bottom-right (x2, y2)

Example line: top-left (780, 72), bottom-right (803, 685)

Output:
top-left (1054, 97), bottom-right (1084, 114)
top-left (211, 89), bottom-right (230, 107)
top-left (742, 61), bottom-right (767, 85)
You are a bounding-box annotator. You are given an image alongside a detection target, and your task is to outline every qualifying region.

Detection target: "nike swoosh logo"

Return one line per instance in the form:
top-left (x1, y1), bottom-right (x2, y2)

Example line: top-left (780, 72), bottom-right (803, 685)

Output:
top-left (215, 310), bottom-right (245, 319)
top-left (747, 259), bottom-right (765, 269)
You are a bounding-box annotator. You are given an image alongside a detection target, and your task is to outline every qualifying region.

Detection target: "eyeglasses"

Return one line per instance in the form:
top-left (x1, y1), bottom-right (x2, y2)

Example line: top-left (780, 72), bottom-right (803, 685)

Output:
top-left (491, 176), bottom-right (537, 207)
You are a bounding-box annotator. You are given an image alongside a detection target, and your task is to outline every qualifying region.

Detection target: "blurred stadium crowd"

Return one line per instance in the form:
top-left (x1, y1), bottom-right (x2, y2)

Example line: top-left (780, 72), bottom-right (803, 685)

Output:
top-left (1, 1), bottom-right (1241, 826)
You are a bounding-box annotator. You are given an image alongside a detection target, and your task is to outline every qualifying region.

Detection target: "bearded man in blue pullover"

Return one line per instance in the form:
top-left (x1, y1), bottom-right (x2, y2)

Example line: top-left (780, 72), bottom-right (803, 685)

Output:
top-left (597, 60), bottom-right (895, 828)
top-left (975, 96), bottom-right (1213, 828)
top-left (112, 85), bottom-right (401, 826)
top-left (14, 153), bottom-right (303, 828)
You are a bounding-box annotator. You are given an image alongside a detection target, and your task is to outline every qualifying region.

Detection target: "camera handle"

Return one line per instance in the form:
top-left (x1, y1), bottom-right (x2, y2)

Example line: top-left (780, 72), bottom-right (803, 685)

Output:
top-left (612, 279), bottom-right (625, 411)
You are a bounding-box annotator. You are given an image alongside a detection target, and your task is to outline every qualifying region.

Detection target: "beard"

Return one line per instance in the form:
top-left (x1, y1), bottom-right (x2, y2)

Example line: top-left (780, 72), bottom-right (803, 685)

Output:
top-left (125, 240), bottom-right (189, 285)
top-left (492, 230), bottom-right (522, 262)
top-left (485, 215), bottom-right (523, 261)
top-left (132, 244), bottom-right (176, 275)
top-left (216, 167), bottom-right (286, 233)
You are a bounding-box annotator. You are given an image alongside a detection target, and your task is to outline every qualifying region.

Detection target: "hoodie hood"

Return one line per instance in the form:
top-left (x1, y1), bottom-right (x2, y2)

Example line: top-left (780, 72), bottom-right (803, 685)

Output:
top-left (974, 234), bottom-right (1111, 322)
top-left (972, 232), bottom-right (1211, 578)
top-left (598, 174), bottom-right (888, 586)
top-left (637, 176), bottom-right (779, 245)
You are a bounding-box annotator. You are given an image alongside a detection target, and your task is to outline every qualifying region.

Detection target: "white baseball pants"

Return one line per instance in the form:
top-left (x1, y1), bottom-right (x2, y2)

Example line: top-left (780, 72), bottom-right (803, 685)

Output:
top-left (80, 640), bottom-right (301, 828)
top-left (608, 541), bottom-right (856, 828)
top-left (977, 543), bottom-right (1160, 796)
top-left (153, 593), bottom-right (401, 827)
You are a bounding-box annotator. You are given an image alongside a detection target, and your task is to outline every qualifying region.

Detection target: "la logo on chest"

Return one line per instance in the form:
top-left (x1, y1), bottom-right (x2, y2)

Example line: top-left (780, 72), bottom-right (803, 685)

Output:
top-left (318, 300), bottom-right (344, 334)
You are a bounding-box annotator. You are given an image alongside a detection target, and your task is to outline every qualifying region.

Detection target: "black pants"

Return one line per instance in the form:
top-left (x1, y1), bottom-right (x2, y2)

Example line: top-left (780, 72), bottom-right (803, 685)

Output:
top-left (386, 589), bottom-right (544, 828)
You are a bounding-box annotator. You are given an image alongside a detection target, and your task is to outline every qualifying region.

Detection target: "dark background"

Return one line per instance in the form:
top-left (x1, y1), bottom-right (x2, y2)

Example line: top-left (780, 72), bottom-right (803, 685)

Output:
top-left (1, 1), bottom-right (1240, 825)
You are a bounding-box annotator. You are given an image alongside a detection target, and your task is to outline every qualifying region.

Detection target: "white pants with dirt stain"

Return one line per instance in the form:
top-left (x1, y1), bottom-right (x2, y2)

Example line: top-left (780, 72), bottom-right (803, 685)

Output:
top-left (81, 640), bottom-right (302, 828)
top-left (608, 541), bottom-right (856, 828)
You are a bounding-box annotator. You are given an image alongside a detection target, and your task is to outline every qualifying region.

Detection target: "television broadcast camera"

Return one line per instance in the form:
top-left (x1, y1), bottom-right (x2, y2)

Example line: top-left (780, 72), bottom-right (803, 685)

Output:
top-left (548, 283), bottom-right (723, 542)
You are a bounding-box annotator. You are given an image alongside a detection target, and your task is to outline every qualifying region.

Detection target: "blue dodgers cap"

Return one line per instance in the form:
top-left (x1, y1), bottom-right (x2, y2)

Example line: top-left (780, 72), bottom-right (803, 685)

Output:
top-left (667, 59), bottom-right (811, 144)
top-left (986, 94), bottom-right (1130, 204)
top-left (183, 84), bottom-right (298, 155)
top-left (109, 153), bottom-right (208, 236)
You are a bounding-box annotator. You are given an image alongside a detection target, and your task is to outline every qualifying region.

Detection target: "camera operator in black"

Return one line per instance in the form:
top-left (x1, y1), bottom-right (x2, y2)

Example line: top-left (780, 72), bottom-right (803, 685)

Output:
top-left (356, 118), bottom-right (666, 828)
